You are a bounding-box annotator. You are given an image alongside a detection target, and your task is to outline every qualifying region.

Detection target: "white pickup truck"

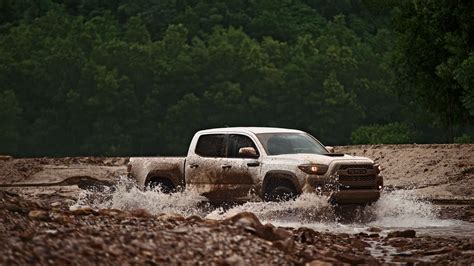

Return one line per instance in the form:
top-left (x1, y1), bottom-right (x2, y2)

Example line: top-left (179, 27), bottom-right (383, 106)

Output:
top-left (128, 127), bottom-right (383, 204)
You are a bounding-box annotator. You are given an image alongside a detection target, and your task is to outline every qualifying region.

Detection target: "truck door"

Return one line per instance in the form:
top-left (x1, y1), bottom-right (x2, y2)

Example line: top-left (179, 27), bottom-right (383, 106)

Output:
top-left (220, 134), bottom-right (261, 202)
top-left (185, 133), bottom-right (261, 202)
top-left (185, 134), bottom-right (228, 200)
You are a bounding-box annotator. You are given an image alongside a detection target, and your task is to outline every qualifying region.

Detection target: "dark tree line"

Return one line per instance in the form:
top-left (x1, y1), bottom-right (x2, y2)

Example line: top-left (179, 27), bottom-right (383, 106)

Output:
top-left (0, 0), bottom-right (472, 157)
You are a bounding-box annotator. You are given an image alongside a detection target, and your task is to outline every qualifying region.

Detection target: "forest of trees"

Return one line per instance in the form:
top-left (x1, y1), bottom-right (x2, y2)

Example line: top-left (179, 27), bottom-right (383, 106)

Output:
top-left (0, 0), bottom-right (473, 157)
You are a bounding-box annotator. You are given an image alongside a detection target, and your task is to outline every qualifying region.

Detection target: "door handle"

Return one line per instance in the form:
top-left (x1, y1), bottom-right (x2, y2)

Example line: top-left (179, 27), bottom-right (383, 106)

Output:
top-left (189, 163), bottom-right (199, 168)
top-left (221, 165), bottom-right (232, 169)
top-left (247, 162), bottom-right (260, 167)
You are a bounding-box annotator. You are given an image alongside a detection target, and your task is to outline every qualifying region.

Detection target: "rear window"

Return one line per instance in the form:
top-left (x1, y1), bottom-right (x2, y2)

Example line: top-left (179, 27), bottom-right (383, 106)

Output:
top-left (195, 134), bottom-right (225, 157)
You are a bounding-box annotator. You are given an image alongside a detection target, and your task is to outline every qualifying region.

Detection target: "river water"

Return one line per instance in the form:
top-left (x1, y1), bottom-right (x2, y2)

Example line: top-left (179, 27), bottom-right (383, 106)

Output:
top-left (75, 177), bottom-right (474, 238)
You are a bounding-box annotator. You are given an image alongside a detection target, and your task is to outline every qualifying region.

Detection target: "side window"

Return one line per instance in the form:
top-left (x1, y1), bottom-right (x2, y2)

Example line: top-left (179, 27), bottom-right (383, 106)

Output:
top-left (227, 134), bottom-right (259, 158)
top-left (195, 134), bottom-right (226, 157)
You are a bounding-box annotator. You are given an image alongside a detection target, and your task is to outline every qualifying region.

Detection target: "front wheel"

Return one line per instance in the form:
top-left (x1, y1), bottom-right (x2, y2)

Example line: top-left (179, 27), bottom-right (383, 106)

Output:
top-left (265, 185), bottom-right (297, 201)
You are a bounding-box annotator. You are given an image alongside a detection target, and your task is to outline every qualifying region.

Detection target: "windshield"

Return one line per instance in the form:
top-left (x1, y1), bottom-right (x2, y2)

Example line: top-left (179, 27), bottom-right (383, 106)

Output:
top-left (256, 133), bottom-right (328, 155)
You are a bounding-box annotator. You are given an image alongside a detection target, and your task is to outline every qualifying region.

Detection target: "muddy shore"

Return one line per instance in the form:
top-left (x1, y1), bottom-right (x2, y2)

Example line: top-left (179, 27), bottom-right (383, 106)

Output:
top-left (1, 144), bottom-right (473, 264)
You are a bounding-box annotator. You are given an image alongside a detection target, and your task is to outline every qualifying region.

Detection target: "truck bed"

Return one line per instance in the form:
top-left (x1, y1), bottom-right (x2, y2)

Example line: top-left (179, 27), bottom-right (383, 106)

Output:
top-left (128, 157), bottom-right (186, 188)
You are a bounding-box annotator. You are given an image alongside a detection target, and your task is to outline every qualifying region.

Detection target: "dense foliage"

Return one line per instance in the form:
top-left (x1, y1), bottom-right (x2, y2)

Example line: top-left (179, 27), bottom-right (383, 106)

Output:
top-left (0, 0), bottom-right (472, 156)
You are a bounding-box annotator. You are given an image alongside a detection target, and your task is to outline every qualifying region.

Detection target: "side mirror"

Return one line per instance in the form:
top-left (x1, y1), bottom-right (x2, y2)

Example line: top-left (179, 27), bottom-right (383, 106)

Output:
top-left (238, 147), bottom-right (259, 158)
top-left (325, 146), bottom-right (335, 153)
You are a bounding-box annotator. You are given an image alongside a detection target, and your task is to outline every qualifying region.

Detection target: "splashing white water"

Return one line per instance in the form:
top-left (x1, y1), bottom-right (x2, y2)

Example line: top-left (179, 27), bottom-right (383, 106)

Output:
top-left (74, 176), bottom-right (210, 217)
top-left (206, 193), bottom-right (333, 222)
top-left (368, 189), bottom-right (454, 228)
top-left (75, 177), bottom-right (469, 235)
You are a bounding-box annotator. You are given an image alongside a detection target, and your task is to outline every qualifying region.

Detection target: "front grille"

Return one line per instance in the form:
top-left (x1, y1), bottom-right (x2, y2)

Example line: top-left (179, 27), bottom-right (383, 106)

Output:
top-left (338, 164), bottom-right (373, 170)
top-left (338, 175), bottom-right (376, 182)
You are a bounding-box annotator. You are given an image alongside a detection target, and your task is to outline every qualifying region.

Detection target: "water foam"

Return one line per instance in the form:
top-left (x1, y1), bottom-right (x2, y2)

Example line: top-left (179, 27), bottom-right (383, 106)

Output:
top-left (368, 189), bottom-right (455, 228)
top-left (74, 176), bottom-right (210, 217)
top-left (75, 177), bottom-right (463, 234)
top-left (206, 193), bottom-right (332, 222)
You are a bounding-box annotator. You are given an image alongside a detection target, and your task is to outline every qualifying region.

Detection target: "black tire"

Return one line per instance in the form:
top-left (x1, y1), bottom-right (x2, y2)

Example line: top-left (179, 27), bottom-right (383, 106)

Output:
top-left (265, 183), bottom-right (297, 202)
top-left (146, 178), bottom-right (175, 193)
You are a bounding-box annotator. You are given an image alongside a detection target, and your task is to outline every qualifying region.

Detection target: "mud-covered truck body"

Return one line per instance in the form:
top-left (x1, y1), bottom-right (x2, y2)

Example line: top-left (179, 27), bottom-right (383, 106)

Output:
top-left (128, 127), bottom-right (383, 204)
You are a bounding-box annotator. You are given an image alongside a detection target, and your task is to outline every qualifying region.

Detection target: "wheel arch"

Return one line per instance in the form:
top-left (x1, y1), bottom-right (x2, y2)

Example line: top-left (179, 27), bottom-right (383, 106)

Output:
top-left (144, 170), bottom-right (182, 190)
top-left (261, 170), bottom-right (302, 196)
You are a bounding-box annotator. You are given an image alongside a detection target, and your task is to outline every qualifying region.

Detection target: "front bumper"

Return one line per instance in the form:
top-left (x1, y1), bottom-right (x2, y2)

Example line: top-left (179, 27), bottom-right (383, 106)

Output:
top-left (330, 189), bottom-right (380, 205)
top-left (305, 174), bottom-right (383, 205)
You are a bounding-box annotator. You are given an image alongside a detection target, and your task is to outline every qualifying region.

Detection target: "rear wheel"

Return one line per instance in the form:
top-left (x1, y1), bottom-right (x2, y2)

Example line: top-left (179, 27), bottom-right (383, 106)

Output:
top-left (146, 177), bottom-right (175, 193)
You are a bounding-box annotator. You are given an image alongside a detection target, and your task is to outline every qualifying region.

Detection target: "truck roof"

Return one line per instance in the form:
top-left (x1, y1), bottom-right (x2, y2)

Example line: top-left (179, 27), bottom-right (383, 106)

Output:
top-left (197, 127), bottom-right (304, 135)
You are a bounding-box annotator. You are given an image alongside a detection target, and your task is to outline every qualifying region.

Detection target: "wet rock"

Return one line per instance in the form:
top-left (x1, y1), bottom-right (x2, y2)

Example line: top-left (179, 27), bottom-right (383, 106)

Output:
top-left (69, 206), bottom-right (94, 215)
top-left (28, 210), bottom-right (49, 221)
top-left (131, 239), bottom-right (157, 251)
top-left (392, 257), bottom-right (421, 264)
top-left (225, 212), bottom-right (263, 232)
top-left (51, 212), bottom-right (74, 224)
top-left (98, 208), bottom-right (123, 217)
top-left (203, 218), bottom-right (220, 226)
top-left (272, 238), bottom-right (295, 252)
top-left (186, 215), bottom-right (203, 223)
top-left (223, 254), bottom-right (245, 266)
top-left (307, 259), bottom-right (334, 266)
top-left (295, 227), bottom-right (319, 244)
top-left (158, 213), bottom-right (186, 222)
top-left (3, 203), bottom-right (28, 213)
top-left (260, 223), bottom-right (292, 241)
top-left (367, 227), bottom-right (382, 233)
top-left (335, 253), bottom-right (365, 264)
top-left (129, 208), bottom-right (152, 218)
top-left (300, 248), bottom-right (314, 260)
top-left (423, 247), bottom-right (452, 255)
top-left (387, 229), bottom-right (416, 238)
top-left (171, 226), bottom-right (189, 234)
top-left (351, 239), bottom-right (370, 250)
top-left (90, 237), bottom-right (105, 249)
top-left (19, 230), bottom-right (35, 241)
top-left (50, 202), bottom-right (61, 207)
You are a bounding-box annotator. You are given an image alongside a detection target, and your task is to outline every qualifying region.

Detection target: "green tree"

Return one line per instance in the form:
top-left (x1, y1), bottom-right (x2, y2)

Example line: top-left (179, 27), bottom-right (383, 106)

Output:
top-left (0, 90), bottom-right (22, 154)
top-left (393, 0), bottom-right (474, 142)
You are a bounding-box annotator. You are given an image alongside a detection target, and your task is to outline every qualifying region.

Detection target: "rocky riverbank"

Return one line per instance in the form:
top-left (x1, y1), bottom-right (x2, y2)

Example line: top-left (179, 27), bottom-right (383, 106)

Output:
top-left (1, 144), bottom-right (473, 264)
top-left (1, 190), bottom-right (473, 264)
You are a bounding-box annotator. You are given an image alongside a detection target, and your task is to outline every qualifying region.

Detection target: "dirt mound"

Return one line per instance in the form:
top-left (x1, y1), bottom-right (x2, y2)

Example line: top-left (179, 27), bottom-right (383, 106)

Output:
top-left (335, 144), bottom-right (474, 200)
top-left (0, 157), bottom-right (128, 185)
top-left (0, 158), bottom-right (43, 184)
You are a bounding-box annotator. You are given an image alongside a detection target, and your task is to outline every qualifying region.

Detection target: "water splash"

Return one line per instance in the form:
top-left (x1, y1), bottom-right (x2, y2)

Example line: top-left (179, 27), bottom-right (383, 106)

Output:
top-left (75, 177), bottom-right (466, 235)
top-left (74, 176), bottom-right (210, 217)
top-left (368, 189), bottom-right (453, 228)
top-left (206, 193), bottom-right (333, 222)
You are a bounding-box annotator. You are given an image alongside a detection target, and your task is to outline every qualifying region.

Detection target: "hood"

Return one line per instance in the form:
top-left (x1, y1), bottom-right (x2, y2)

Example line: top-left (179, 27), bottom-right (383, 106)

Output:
top-left (269, 153), bottom-right (373, 165)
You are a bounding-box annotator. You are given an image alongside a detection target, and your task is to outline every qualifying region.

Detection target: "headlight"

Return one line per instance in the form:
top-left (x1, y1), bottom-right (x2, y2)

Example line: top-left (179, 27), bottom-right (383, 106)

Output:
top-left (374, 163), bottom-right (382, 174)
top-left (298, 164), bottom-right (328, 175)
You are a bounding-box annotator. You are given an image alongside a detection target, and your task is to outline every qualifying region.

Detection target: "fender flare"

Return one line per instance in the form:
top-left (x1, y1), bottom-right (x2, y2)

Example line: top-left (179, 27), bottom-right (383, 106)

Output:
top-left (261, 170), bottom-right (302, 196)
top-left (145, 170), bottom-right (183, 189)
